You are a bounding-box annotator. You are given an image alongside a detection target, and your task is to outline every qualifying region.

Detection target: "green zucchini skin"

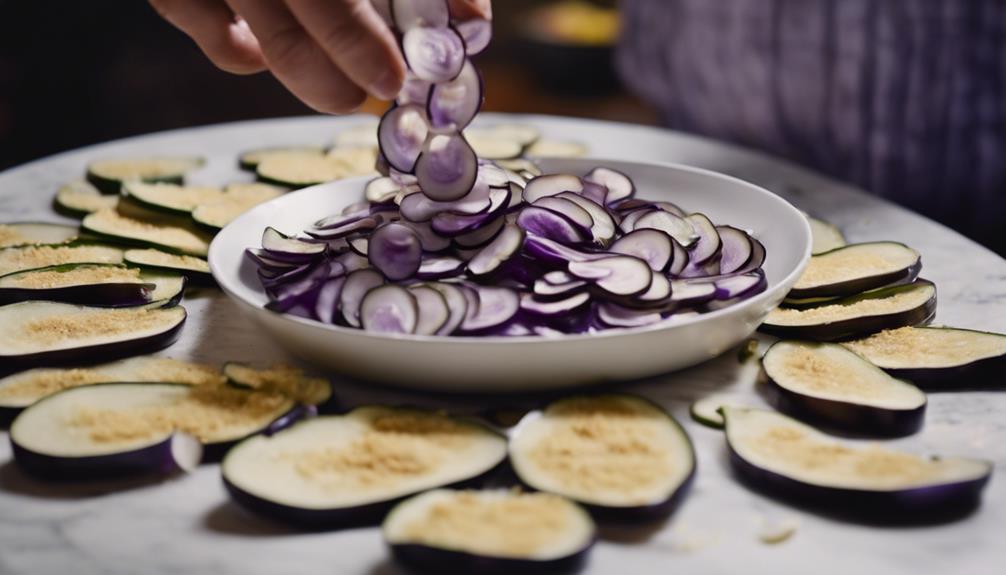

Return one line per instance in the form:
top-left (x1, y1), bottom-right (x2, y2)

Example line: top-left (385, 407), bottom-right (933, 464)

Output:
top-left (760, 281), bottom-right (938, 342)
top-left (86, 172), bottom-right (182, 195)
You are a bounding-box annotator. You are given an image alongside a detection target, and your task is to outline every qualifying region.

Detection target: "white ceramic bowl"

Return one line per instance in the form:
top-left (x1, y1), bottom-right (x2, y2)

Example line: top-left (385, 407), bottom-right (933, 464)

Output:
top-left (210, 158), bottom-right (811, 392)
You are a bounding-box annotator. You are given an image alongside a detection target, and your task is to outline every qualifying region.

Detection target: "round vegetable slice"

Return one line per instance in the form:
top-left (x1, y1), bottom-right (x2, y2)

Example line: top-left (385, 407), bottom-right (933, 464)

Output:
top-left (509, 394), bottom-right (696, 520)
top-left (384, 489), bottom-right (595, 575)
top-left (789, 242), bottom-right (922, 299)
top-left (722, 407), bottom-right (992, 516)
top-left (409, 285), bottom-right (451, 335)
top-left (360, 285), bottom-right (419, 334)
top-left (402, 27), bottom-right (466, 83)
top-left (468, 224), bottom-right (524, 276)
top-left (54, 180), bottom-right (119, 217)
top-left (414, 132), bottom-right (479, 201)
top-left (11, 382), bottom-right (300, 475)
top-left (460, 286), bottom-right (519, 332)
top-left (762, 341), bottom-right (927, 436)
top-left (633, 210), bottom-right (697, 248)
top-left (86, 156), bottom-right (204, 194)
top-left (761, 280), bottom-right (937, 341)
top-left (221, 406), bottom-right (508, 527)
top-left (428, 59), bottom-right (482, 130)
top-left (455, 18), bottom-right (492, 55)
top-left (608, 229), bottom-right (673, 272)
top-left (517, 207), bottom-right (588, 244)
top-left (0, 301), bottom-right (186, 368)
top-left (583, 167), bottom-right (634, 205)
top-left (569, 255), bottom-right (652, 297)
top-left (842, 326), bottom-right (1006, 387)
top-left (522, 174), bottom-right (583, 204)
top-left (368, 223), bottom-right (423, 280)
top-left (0, 222), bottom-right (79, 249)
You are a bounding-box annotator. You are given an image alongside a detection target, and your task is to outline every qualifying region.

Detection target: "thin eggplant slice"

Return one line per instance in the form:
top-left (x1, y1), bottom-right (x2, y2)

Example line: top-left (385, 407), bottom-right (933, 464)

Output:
top-left (517, 207), bottom-right (588, 245)
top-left (762, 341), bottom-right (926, 436)
top-left (86, 156), bottom-right (204, 194)
top-left (409, 285), bottom-right (451, 335)
top-left (807, 214), bottom-right (846, 255)
top-left (717, 226), bottom-right (754, 274)
top-left (0, 243), bottom-right (124, 276)
top-left (384, 489), bottom-right (595, 575)
top-left (522, 174), bottom-right (583, 204)
top-left (843, 326), bottom-right (1006, 387)
top-left (368, 223), bottom-right (422, 280)
top-left (238, 147), bottom-right (325, 171)
top-left (428, 282), bottom-right (468, 335)
top-left (416, 255), bottom-right (466, 279)
top-left (460, 286), bottom-right (519, 332)
top-left (761, 280), bottom-right (937, 341)
top-left (554, 192), bottom-right (616, 246)
top-left (455, 18), bottom-right (492, 55)
top-left (509, 394), bottom-right (695, 520)
top-left (596, 303), bottom-right (663, 328)
top-left (722, 407), bottom-right (992, 515)
top-left (11, 382), bottom-right (299, 476)
top-left (633, 210), bottom-right (697, 248)
top-left (379, 104), bottom-right (429, 173)
top-left (402, 27), bottom-right (466, 83)
top-left (532, 197), bottom-right (594, 233)
top-left (608, 229), bottom-right (673, 272)
top-left (122, 248), bottom-right (213, 285)
top-left (0, 263), bottom-right (154, 307)
top-left (82, 209), bottom-right (212, 257)
top-left (520, 292), bottom-right (590, 316)
top-left (0, 356), bottom-right (224, 419)
top-left (0, 222), bottom-right (79, 248)
top-left (583, 167), bottom-right (634, 205)
top-left (224, 362), bottom-right (332, 407)
top-left (790, 242), bottom-right (921, 299)
top-left (468, 224), bottom-right (524, 276)
top-left (0, 302), bottom-right (186, 368)
top-left (360, 285), bottom-right (419, 334)
top-left (55, 180), bottom-right (120, 217)
top-left (261, 227), bottom-right (326, 258)
top-left (414, 132), bottom-right (479, 201)
top-left (569, 255), bottom-right (652, 297)
top-left (685, 213), bottom-right (721, 265)
top-left (428, 59), bottom-right (482, 130)
top-left (221, 407), bottom-right (507, 527)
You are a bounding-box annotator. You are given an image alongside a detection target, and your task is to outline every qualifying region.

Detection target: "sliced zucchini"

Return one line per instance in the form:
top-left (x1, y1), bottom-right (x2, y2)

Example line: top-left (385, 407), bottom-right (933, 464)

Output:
top-left (222, 407), bottom-right (508, 527)
top-left (82, 209), bottom-right (211, 257)
top-left (256, 154), bottom-right (358, 188)
top-left (525, 139), bottom-right (588, 158)
top-left (224, 362), bottom-right (333, 408)
top-left (325, 146), bottom-right (379, 177)
top-left (807, 214), bottom-right (846, 255)
top-left (10, 382), bottom-right (300, 477)
top-left (509, 394), bottom-right (695, 520)
top-left (121, 181), bottom-right (226, 216)
top-left (332, 120), bottom-right (379, 149)
top-left (0, 356), bottom-right (224, 420)
top-left (0, 263), bottom-right (153, 307)
top-left (0, 243), bottom-right (124, 276)
top-left (122, 248), bottom-right (213, 284)
top-left (384, 489), bottom-right (595, 575)
top-left (86, 156), bottom-right (204, 194)
top-left (844, 326), bottom-right (1006, 387)
top-left (192, 183), bottom-right (286, 231)
top-left (238, 147), bottom-right (326, 171)
top-left (722, 407), bottom-right (992, 516)
top-left (54, 180), bottom-right (119, 217)
top-left (762, 341), bottom-right (926, 436)
top-left (0, 222), bottom-right (79, 248)
top-left (790, 242), bottom-right (921, 299)
top-left (761, 280), bottom-right (937, 341)
top-left (0, 301), bottom-right (186, 368)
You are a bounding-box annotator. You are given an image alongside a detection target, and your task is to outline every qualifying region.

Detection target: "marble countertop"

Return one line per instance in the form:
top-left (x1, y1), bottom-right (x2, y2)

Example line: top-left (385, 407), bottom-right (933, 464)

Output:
top-left (0, 114), bottom-right (1003, 575)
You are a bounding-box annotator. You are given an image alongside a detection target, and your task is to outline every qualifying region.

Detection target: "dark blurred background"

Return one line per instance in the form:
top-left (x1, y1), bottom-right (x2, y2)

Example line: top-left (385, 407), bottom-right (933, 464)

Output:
top-left (0, 1), bottom-right (1002, 254)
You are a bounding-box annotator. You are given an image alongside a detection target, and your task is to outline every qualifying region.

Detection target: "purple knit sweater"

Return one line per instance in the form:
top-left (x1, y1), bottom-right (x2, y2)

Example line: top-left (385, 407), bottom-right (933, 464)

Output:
top-left (617, 0), bottom-right (1005, 253)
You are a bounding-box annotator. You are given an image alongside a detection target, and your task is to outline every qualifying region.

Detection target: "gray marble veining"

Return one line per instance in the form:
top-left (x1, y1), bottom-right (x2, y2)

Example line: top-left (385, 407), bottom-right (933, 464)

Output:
top-left (0, 114), bottom-right (1004, 575)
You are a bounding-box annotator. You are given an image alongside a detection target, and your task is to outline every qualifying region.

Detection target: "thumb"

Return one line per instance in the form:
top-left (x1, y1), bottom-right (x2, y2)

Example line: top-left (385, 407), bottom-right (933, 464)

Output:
top-left (448, 0), bottom-right (491, 20)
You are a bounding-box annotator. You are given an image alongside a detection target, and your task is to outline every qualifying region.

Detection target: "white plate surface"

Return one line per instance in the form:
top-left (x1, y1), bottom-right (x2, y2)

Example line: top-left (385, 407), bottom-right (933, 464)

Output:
top-left (210, 157), bottom-right (810, 391)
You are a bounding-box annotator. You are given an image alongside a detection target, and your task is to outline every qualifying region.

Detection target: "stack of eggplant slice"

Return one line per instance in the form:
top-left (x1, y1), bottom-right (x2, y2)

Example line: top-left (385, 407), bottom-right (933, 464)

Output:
top-left (244, 6), bottom-right (767, 337)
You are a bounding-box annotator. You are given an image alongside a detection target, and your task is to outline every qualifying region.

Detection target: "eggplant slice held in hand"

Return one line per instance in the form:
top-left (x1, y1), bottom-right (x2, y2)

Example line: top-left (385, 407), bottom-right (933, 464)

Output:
top-left (789, 242), bottom-right (921, 299)
top-left (761, 280), bottom-right (937, 341)
top-left (384, 489), bottom-right (596, 575)
top-left (222, 406), bottom-right (508, 527)
top-left (722, 407), bottom-right (992, 516)
top-left (509, 394), bottom-right (695, 521)
top-left (10, 382), bottom-right (300, 478)
top-left (843, 326), bottom-right (1006, 387)
top-left (762, 341), bottom-right (926, 436)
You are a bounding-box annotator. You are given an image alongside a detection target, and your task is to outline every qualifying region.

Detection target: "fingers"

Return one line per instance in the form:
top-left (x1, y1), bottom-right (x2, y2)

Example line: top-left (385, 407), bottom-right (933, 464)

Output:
top-left (227, 0), bottom-right (367, 114)
top-left (448, 0), bottom-right (492, 20)
top-left (286, 0), bottom-right (405, 100)
top-left (149, 0), bottom-right (266, 75)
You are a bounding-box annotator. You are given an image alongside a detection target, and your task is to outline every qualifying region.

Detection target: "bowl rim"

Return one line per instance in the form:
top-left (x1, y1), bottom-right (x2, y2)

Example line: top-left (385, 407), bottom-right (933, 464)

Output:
top-left (209, 157), bottom-right (812, 345)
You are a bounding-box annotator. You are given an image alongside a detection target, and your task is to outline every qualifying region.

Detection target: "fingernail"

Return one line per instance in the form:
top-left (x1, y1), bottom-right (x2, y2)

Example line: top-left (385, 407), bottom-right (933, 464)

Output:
top-left (370, 69), bottom-right (401, 101)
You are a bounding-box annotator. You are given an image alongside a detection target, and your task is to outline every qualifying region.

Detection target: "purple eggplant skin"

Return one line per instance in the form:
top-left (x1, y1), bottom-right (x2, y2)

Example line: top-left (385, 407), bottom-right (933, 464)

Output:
top-left (726, 447), bottom-right (991, 522)
top-left (200, 404), bottom-right (315, 462)
top-left (11, 433), bottom-right (199, 481)
top-left (788, 251), bottom-right (922, 299)
top-left (0, 283), bottom-right (156, 307)
top-left (1, 311), bottom-right (186, 371)
top-left (761, 367), bottom-right (925, 438)
top-left (390, 541), bottom-right (593, 575)
top-left (759, 280), bottom-right (937, 342)
top-left (880, 356), bottom-right (1006, 390)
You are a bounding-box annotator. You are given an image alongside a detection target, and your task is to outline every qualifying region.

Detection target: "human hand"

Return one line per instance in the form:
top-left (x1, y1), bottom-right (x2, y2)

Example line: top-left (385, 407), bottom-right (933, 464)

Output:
top-left (150, 0), bottom-right (491, 113)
